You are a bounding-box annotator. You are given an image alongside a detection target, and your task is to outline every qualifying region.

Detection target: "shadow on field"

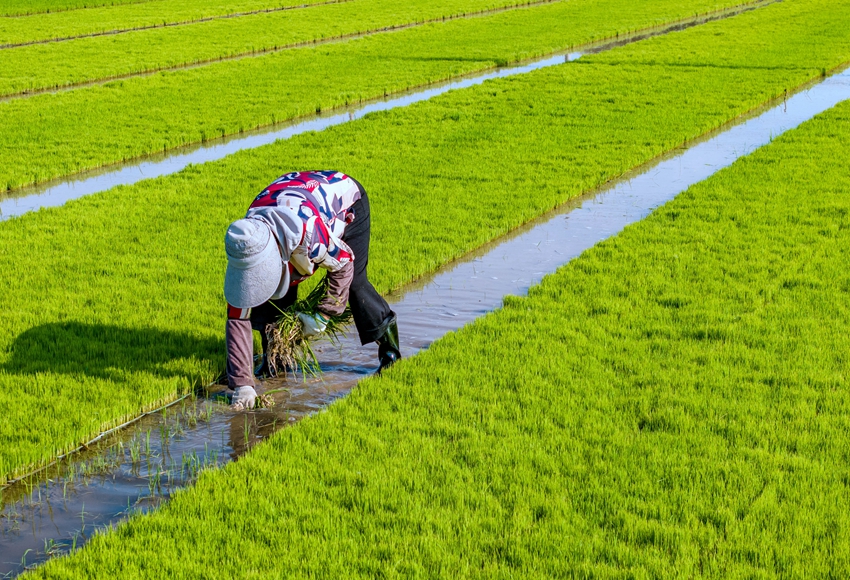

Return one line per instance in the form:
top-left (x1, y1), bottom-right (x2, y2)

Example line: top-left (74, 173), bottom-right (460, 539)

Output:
top-left (2, 321), bottom-right (222, 381)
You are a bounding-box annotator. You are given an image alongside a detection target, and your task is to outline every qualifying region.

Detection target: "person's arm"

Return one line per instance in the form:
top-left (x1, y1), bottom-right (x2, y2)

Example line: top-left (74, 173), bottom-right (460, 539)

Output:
top-left (225, 305), bottom-right (255, 389)
top-left (305, 215), bottom-right (354, 317)
top-left (318, 260), bottom-right (353, 317)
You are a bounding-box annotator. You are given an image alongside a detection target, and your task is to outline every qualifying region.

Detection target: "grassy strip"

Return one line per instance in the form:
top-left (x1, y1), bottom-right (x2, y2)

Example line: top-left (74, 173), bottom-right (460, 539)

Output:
top-left (0, 0), bottom-right (149, 17)
top-left (0, 0), bottom-right (847, 483)
top-left (0, 0), bottom-right (777, 192)
top-left (0, 0), bottom-right (552, 96)
top-left (27, 77), bottom-right (850, 580)
top-left (0, 0), bottom-right (342, 44)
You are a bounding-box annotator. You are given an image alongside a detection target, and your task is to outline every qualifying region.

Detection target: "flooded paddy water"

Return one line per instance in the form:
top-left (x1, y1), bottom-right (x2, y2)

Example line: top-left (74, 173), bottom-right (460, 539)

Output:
top-left (2, 62), bottom-right (849, 576)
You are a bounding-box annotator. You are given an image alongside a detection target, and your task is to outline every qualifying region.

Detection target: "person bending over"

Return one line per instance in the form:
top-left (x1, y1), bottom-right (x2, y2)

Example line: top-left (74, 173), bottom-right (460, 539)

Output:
top-left (223, 170), bottom-right (400, 410)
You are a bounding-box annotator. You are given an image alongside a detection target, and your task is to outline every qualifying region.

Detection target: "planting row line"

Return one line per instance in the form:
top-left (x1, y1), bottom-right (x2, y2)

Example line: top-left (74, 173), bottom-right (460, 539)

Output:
top-left (0, 0), bottom-right (785, 192)
top-left (0, 0), bottom-right (345, 44)
top-left (0, 0), bottom-right (150, 17)
top-left (0, 0), bottom-right (847, 483)
top-left (32, 94), bottom-right (850, 579)
top-left (0, 0), bottom-right (561, 97)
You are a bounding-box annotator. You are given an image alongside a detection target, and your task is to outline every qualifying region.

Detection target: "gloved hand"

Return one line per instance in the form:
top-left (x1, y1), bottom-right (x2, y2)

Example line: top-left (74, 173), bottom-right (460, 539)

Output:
top-left (297, 311), bottom-right (329, 338)
top-left (231, 385), bottom-right (257, 411)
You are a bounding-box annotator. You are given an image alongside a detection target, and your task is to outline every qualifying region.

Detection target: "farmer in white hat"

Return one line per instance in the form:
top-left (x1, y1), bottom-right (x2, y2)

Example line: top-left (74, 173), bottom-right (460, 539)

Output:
top-left (223, 171), bottom-right (400, 410)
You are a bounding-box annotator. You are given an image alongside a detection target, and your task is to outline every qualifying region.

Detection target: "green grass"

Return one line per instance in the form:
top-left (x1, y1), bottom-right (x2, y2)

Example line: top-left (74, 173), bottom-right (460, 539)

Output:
top-left (0, 0), bottom-right (336, 43)
top-left (26, 77), bottom-right (850, 580)
top-left (0, 0), bottom-right (554, 96)
top-left (0, 0), bottom-right (806, 192)
top-left (0, 0), bottom-right (149, 17)
top-left (0, 0), bottom-right (848, 483)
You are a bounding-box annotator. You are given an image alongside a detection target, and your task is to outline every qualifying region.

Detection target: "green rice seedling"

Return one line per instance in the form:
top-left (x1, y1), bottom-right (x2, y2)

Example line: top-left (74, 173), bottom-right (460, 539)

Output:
top-left (0, 0), bottom-right (524, 47)
top-left (27, 96), bottom-right (850, 580)
top-left (264, 278), bottom-right (353, 378)
top-left (128, 439), bottom-right (141, 465)
top-left (0, 0), bottom-right (769, 189)
top-left (182, 450), bottom-right (202, 480)
top-left (19, 549), bottom-right (32, 571)
top-left (0, 0), bottom-right (512, 97)
top-left (0, 0), bottom-right (151, 17)
top-left (43, 538), bottom-right (64, 558)
top-left (0, 0), bottom-right (322, 42)
top-left (2, 0), bottom-right (850, 485)
top-left (147, 469), bottom-right (161, 497)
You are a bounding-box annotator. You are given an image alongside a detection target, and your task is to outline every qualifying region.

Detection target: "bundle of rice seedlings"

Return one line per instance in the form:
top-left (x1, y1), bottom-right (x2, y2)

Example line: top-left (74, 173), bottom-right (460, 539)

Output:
top-left (264, 278), bottom-right (353, 378)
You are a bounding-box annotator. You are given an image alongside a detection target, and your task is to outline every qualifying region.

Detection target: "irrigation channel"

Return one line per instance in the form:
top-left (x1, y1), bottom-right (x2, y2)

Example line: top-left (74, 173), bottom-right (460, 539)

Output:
top-left (3, 63), bottom-right (850, 577)
top-left (0, 0), bottom-right (778, 217)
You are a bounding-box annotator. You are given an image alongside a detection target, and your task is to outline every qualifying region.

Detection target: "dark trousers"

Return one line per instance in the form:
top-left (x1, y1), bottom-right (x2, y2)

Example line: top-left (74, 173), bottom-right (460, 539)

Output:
top-left (248, 187), bottom-right (394, 348)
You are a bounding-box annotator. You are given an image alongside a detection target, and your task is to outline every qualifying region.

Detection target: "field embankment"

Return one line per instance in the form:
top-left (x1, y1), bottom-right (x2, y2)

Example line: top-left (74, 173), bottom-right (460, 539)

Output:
top-left (0, 0), bottom-right (774, 191)
top-left (0, 0), bottom-right (848, 485)
top-left (26, 68), bottom-right (850, 580)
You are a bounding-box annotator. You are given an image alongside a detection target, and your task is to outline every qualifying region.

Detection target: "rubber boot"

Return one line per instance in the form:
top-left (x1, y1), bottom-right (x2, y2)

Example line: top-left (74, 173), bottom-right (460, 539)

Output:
top-left (376, 315), bottom-right (401, 373)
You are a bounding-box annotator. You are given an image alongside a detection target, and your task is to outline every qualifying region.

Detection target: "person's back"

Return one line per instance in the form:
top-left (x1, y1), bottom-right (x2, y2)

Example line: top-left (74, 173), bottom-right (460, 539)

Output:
top-left (223, 170), bottom-right (400, 410)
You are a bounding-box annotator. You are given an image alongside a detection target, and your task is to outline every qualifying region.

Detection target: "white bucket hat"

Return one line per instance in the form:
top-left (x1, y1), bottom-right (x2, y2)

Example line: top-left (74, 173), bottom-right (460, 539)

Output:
top-left (223, 218), bottom-right (288, 308)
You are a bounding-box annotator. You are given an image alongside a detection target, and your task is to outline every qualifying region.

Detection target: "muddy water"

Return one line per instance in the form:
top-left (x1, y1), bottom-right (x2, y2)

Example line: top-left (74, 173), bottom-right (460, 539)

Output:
top-left (2, 61), bottom-right (849, 577)
top-left (0, 0), bottom-right (777, 220)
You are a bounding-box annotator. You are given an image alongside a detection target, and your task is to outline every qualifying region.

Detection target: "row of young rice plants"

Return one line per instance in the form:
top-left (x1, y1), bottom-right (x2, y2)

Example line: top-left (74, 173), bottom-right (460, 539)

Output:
top-left (0, 0), bottom-right (524, 47)
top-left (0, 0), bottom-right (848, 485)
top-left (0, 0), bottom-right (338, 44)
top-left (0, 0), bottom-right (833, 193)
top-left (27, 93), bottom-right (850, 580)
top-left (0, 0), bottom-right (152, 17)
top-left (0, 0), bottom-right (561, 96)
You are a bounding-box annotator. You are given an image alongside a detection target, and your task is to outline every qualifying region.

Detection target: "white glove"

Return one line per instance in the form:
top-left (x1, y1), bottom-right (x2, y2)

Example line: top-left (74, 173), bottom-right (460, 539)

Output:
top-left (231, 385), bottom-right (257, 411)
top-left (297, 311), bottom-right (328, 338)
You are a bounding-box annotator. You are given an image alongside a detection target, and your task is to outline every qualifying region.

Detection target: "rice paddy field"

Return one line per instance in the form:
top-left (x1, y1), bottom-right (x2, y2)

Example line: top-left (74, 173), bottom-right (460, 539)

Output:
top-left (2, 0), bottom-right (849, 576)
top-left (1, 0), bottom-right (772, 190)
